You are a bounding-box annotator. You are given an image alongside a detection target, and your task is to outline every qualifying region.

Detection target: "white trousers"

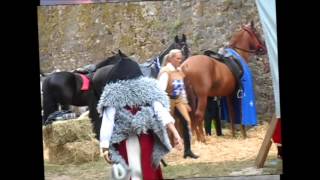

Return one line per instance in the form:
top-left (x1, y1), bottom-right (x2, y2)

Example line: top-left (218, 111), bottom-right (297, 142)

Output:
top-left (126, 134), bottom-right (142, 180)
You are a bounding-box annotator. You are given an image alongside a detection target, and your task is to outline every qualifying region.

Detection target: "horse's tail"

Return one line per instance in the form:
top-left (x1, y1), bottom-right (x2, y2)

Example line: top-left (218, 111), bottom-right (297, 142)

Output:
top-left (184, 77), bottom-right (197, 119)
top-left (41, 77), bottom-right (58, 124)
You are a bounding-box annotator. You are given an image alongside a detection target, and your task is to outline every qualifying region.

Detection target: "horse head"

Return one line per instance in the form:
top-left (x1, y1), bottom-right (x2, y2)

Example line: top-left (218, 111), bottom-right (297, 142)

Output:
top-left (229, 21), bottom-right (267, 61)
top-left (174, 34), bottom-right (190, 60)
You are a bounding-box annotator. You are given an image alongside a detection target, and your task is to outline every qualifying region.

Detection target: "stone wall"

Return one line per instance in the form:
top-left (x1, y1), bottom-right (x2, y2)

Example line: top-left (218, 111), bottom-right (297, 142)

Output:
top-left (38, 0), bottom-right (275, 120)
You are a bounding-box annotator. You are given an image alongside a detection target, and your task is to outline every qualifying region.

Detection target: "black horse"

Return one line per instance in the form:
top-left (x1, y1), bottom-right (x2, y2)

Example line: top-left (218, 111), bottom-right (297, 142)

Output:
top-left (41, 35), bottom-right (189, 127)
top-left (87, 51), bottom-right (127, 139)
top-left (41, 56), bottom-right (120, 123)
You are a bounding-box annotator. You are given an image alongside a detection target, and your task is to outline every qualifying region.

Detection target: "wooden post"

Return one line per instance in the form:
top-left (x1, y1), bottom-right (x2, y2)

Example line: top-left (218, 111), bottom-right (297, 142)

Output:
top-left (255, 114), bottom-right (278, 168)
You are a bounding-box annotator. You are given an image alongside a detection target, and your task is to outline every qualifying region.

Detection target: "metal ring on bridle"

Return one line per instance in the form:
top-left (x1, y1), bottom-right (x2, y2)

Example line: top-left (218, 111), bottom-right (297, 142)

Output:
top-left (237, 89), bottom-right (243, 98)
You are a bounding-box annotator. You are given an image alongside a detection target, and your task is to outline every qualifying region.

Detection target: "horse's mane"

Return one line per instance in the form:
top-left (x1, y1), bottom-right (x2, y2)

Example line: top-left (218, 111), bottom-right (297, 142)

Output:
top-left (95, 54), bottom-right (123, 69)
top-left (97, 52), bottom-right (138, 84)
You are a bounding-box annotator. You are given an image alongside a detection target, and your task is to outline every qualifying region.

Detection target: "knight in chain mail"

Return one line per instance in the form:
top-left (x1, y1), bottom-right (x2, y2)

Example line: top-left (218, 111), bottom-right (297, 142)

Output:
top-left (97, 56), bottom-right (183, 180)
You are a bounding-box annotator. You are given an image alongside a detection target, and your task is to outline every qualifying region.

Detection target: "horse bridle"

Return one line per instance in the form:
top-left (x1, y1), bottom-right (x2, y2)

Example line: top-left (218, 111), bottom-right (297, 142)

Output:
top-left (177, 43), bottom-right (189, 60)
top-left (230, 26), bottom-right (267, 55)
top-left (182, 44), bottom-right (189, 59)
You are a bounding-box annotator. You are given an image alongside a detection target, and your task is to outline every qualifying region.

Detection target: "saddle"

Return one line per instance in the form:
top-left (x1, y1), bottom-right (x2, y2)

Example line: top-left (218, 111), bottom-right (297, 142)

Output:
top-left (73, 64), bottom-right (97, 91)
top-left (203, 50), bottom-right (244, 93)
top-left (78, 74), bottom-right (90, 91)
top-left (73, 64), bottom-right (96, 78)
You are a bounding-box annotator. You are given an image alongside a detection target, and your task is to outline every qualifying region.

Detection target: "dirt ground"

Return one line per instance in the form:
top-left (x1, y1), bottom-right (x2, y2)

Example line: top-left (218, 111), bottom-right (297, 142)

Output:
top-left (44, 122), bottom-right (282, 179)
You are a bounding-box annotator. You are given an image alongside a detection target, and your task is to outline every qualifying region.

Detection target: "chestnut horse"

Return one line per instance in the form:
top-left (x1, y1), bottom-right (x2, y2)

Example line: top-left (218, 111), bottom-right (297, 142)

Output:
top-left (180, 21), bottom-right (267, 141)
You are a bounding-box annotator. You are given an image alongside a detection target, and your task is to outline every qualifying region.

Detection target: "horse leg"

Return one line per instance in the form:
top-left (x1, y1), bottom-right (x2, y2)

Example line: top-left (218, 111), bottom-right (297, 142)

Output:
top-left (183, 78), bottom-right (200, 141)
top-left (58, 83), bottom-right (74, 112)
top-left (240, 125), bottom-right (247, 138)
top-left (184, 101), bottom-right (201, 143)
top-left (188, 103), bottom-right (201, 142)
top-left (88, 93), bottom-right (101, 140)
top-left (191, 115), bottom-right (200, 141)
top-left (42, 91), bottom-right (58, 124)
top-left (238, 98), bottom-right (247, 138)
top-left (194, 95), bottom-right (208, 143)
top-left (226, 96), bottom-right (236, 137)
top-left (192, 117), bottom-right (203, 142)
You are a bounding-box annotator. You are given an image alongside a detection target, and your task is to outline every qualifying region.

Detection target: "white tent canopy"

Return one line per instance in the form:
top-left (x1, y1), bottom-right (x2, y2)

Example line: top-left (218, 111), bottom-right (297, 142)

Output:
top-left (256, 0), bottom-right (280, 118)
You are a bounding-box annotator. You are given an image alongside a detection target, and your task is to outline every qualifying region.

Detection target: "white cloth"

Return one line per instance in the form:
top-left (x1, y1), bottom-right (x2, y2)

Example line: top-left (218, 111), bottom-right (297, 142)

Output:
top-left (256, 0), bottom-right (281, 118)
top-left (126, 134), bottom-right (142, 180)
top-left (100, 107), bottom-right (116, 148)
top-left (99, 101), bottom-right (175, 149)
top-left (158, 63), bottom-right (175, 91)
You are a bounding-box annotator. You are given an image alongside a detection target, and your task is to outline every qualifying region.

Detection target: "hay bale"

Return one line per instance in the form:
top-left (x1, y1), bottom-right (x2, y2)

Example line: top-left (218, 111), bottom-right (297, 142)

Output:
top-left (43, 141), bottom-right (49, 161)
top-left (46, 140), bottom-right (100, 165)
top-left (42, 117), bottom-right (95, 145)
top-left (42, 116), bottom-right (101, 165)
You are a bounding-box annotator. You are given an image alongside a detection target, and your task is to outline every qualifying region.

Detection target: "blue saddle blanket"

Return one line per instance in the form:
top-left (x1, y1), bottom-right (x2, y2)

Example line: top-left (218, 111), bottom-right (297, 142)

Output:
top-left (220, 48), bottom-right (257, 126)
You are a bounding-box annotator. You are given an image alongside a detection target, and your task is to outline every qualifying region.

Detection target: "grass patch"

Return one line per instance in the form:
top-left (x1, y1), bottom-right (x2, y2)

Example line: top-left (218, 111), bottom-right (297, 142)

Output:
top-left (44, 156), bottom-right (281, 179)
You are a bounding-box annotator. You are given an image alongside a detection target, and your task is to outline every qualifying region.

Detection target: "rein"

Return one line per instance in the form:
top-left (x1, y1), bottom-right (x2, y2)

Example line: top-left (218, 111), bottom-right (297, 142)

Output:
top-left (231, 46), bottom-right (258, 54)
top-left (229, 26), bottom-right (266, 54)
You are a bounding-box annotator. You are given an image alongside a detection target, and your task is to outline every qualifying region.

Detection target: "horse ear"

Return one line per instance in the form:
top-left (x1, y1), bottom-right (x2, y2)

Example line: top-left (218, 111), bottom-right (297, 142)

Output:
top-left (182, 34), bottom-right (186, 42)
top-left (118, 49), bottom-right (128, 57)
top-left (174, 35), bottom-right (179, 42)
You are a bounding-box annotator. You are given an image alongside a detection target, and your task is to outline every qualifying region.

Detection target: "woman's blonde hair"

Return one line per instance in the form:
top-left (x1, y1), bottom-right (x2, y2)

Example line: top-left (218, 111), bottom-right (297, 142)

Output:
top-left (162, 49), bottom-right (182, 67)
